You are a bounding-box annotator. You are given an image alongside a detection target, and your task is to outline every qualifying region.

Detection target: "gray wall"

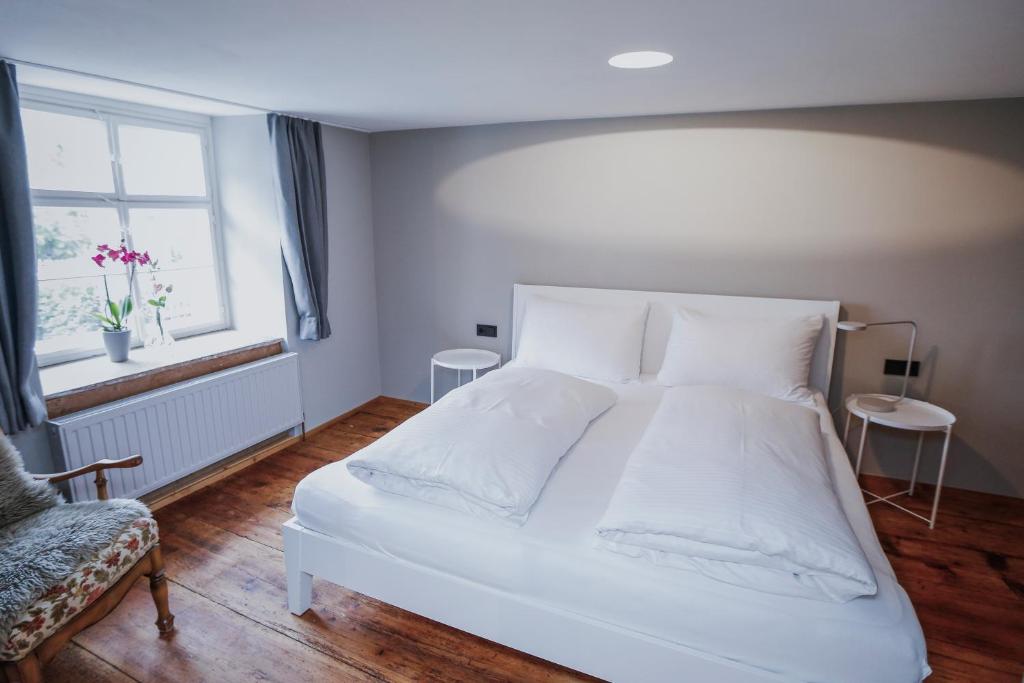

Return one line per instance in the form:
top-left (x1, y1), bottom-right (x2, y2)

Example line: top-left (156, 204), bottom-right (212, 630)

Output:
top-left (370, 99), bottom-right (1024, 498)
top-left (284, 124), bottom-right (382, 427)
top-left (8, 427), bottom-right (52, 474)
top-left (214, 116), bottom-right (382, 430)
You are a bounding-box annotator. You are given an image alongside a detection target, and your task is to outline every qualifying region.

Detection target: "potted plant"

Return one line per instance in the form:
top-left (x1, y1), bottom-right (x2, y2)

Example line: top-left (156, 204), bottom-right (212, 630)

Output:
top-left (90, 241), bottom-right (151, 362)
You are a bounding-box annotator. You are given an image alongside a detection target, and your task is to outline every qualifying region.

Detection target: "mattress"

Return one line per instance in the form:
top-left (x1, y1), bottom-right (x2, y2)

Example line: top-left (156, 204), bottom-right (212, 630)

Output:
top-left (292, 378), bottom-right (929, 683)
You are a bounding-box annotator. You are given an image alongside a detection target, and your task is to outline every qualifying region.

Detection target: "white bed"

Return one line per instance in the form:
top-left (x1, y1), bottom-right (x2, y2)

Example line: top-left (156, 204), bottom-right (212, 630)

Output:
top-left (284, 285), bottom-right (929, 682)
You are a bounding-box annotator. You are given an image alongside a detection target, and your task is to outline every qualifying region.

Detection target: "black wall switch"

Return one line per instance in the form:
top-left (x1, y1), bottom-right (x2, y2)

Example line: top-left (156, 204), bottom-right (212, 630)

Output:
top-left (884, 359), bottom-right (920, 377)
top-left (476, 324), bottom-right (498, 338)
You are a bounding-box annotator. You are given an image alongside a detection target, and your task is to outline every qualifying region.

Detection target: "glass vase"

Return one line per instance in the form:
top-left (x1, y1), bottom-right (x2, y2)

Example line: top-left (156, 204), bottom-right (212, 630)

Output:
top-left (143, 306), bottom-right (176, 350)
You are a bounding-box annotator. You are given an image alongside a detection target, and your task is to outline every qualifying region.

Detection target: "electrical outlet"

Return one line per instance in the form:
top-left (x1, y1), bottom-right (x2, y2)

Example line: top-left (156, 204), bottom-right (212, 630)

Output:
top-left (884, 359), bottom-right (920, 377)
top-left (476, 324), bottom-right (497, 338)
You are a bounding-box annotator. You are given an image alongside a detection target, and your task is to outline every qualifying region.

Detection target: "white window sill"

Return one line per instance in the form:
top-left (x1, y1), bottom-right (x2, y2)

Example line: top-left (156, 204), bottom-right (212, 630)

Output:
top-left (41, 330), bottom-right (280, 397)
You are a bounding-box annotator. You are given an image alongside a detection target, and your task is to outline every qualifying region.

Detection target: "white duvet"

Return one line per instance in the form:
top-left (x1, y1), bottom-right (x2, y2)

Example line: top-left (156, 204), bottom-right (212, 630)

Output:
top-left (596, 385), bottom-right (878, 602)
top-left (346, 367), bottom-right (616, 524)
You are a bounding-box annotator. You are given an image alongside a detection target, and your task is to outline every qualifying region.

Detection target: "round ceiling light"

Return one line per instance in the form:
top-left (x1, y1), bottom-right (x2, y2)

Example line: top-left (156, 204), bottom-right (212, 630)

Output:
top-left (608, 51), bottom-right (673, 69)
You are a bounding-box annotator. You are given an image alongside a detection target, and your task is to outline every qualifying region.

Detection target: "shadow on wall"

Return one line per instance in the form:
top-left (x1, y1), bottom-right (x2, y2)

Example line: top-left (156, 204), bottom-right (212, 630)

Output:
top-left (434, 121), bottom-right (1023, 262)
top-left (429, 100), bottom-right (1024, 175)
top-left (374, 99), bottom-right (1024, 496)
top-left (847, 425), bottom-right (1005, 502)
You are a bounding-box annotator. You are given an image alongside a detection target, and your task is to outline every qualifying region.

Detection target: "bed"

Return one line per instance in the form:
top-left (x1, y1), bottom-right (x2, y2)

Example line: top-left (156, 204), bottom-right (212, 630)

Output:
top-left (284, 285), bottom-right (929, 683)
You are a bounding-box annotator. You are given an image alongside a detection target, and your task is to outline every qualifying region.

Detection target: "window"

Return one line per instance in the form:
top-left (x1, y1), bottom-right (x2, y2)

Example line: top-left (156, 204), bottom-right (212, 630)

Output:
top-left (21, 89), bottom-right (228, 365)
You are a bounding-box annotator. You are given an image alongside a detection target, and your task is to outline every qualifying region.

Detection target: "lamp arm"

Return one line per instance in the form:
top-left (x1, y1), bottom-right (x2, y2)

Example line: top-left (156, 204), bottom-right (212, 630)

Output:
top-left (864, 321), bottom-right (917, 400)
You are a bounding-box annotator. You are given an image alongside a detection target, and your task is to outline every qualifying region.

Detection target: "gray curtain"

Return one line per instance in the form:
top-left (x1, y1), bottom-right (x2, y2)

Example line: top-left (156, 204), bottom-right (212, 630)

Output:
top-left (268, 113), bottom-right (331, 341)
top-left (0, 61), bottom-right (46, 434)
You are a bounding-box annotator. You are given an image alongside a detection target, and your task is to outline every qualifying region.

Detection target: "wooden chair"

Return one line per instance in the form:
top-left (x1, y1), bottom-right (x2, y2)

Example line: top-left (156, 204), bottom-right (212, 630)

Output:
top-left (0, 432), bottom-right (174, 683)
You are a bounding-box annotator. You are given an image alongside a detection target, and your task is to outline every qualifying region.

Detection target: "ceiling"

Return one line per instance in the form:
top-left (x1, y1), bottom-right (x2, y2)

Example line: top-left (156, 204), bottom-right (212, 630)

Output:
top-left (2, 0), bottom-right (1023, 132)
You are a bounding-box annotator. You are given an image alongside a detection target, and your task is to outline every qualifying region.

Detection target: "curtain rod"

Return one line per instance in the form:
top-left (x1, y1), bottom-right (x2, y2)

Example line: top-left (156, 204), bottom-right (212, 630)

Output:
top-left (2, 56), bottom-right (368, 132)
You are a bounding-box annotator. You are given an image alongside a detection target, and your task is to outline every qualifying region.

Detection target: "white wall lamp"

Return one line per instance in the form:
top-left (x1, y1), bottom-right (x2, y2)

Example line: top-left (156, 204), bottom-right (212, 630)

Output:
top-left (837, 320), bottom-right (918, 413)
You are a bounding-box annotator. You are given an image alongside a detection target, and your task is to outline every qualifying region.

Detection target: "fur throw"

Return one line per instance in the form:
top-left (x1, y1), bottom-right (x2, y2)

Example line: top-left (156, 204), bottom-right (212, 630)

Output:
top-left (0, 435), bottom-right (61, 528)
top-left (0, 434), bottom-right (150, 642)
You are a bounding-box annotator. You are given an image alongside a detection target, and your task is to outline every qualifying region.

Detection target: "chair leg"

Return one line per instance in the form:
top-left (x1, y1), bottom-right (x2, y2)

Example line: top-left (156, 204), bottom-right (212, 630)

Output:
top-left (145, 544), bottom-right (175, 635)
top-left (10, 653), bottom-right (42, 683)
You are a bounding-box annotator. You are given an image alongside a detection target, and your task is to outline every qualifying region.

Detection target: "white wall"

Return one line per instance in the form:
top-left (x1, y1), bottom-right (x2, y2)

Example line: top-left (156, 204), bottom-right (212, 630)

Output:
top-left (212, 115), bottom-right (289, 342)
top-left (369, 99), bottom-right (1024, 498)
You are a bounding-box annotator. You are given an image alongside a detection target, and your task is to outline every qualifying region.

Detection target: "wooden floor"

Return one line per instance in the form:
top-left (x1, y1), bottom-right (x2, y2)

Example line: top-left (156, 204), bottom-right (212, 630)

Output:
top-left (41, 396), bottom-right (1023, 682)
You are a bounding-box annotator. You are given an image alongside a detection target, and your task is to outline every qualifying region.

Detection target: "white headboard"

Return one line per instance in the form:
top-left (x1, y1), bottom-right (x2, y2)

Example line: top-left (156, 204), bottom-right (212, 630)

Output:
top-left (511, 284), bottom-right (840, 396)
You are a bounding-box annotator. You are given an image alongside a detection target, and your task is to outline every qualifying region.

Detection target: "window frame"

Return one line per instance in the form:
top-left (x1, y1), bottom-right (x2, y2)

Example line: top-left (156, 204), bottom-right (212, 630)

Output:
top-left (21, 86), bottom-right (232, 367)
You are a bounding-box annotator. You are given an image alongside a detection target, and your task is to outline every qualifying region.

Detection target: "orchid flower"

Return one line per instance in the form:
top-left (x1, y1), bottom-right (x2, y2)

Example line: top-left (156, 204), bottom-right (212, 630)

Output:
top-left (90, 239), bottom-right (156, 333)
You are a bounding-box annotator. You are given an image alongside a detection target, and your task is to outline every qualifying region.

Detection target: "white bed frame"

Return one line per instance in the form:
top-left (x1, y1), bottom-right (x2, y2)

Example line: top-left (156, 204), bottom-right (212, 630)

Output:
top-left (284, 284), bottom-right (840, 683)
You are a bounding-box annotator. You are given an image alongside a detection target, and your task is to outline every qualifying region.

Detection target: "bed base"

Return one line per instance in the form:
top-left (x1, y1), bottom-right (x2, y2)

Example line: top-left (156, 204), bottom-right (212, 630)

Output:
top-left (283, 518), bottom-right (782, 683)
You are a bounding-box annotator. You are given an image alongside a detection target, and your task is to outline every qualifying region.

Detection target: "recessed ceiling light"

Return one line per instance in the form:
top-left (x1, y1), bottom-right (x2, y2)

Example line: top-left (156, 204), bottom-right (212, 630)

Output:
top-left (608, 51), bottom-right (673, 69)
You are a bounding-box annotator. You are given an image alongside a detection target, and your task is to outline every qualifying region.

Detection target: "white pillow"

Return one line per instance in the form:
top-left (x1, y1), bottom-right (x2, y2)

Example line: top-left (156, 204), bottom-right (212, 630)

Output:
top-left (656, 309), bottom-right (823, 401)
top-left (515, 296), bottom-right (649, 382)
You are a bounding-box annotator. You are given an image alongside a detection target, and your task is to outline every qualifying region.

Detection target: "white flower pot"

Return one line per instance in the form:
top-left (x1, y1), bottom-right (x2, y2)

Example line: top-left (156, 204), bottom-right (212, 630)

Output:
top-left (102, 329), bottom-right (132, 362)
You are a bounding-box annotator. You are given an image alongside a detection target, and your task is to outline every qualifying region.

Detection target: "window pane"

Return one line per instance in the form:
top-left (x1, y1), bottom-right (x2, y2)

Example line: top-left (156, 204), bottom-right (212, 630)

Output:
top-left (36, 275), bottom-right (130, 356)
top-left (141, 266), bottom-right (222, 333)
top-left (21, 108), bottom-right (114, 193)
top-left (119, 124), bottom-right (207, 196)
top-left (34, 206), bottom-right (122, 282)
top-left (128, 208), bottom-right (215, 268)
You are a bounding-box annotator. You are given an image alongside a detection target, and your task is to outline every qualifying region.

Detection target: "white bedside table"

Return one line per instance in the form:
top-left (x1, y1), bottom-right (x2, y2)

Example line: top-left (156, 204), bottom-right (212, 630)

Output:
top-left (843, 394), bottom-right (956, 528)
top-left (431, 349), bottom-right (501, 404)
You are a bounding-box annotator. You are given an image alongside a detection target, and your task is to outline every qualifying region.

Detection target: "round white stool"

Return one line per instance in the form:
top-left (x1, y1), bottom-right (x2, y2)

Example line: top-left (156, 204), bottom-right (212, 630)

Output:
top-left (431, 349), bottom-right (501, 404)
top-left (843, 393), bottom-right (956, 528)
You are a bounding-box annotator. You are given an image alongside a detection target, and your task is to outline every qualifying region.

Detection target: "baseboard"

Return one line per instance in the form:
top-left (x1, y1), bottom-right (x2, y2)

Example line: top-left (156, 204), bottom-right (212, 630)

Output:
top-left (143, 431), bottom-right (303, 511)
top-left (141, 396), bottom-right (386, 511)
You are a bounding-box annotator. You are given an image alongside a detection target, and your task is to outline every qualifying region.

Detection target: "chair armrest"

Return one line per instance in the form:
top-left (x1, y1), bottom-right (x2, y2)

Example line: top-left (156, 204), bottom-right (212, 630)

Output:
top-left (33, 455), bottom-right (143, 500)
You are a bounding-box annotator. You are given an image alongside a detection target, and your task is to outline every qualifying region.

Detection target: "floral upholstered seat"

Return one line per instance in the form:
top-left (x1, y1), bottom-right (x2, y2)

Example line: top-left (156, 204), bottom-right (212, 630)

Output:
top-left (0, 430), bottom-right (172, 681)
top-left (0, 517), bottom-right (159, 660)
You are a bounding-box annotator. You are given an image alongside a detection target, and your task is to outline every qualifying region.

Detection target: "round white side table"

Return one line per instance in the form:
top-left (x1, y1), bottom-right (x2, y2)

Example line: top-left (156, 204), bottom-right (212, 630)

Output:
top-left (431, 349), bottom-right (501, 404)
top-left (843, 394), bottom-right (956, 529)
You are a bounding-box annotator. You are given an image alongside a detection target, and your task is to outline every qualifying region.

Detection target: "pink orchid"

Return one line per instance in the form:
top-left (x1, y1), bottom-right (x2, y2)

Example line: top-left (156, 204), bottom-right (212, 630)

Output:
top-left (88, 241), bottom-right (159, 333)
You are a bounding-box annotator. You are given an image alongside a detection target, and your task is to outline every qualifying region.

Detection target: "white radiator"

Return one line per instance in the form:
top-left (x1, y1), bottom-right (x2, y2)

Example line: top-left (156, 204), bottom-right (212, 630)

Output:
top-left (46, 352), bottom-right (303, 502)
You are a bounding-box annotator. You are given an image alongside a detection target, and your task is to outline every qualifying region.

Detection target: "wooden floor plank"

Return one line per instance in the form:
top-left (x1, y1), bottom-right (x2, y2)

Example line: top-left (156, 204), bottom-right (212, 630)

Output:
top-left (157, 514), bottom-right (592, 682)
top-left (926, 637), bottom-right (1024, 678)
top-left (327, 411), bottom-right (402, 439)
top-left (43, 642), bottom-right (137, 682)
top-left (870, 503), bottom-right (1024, 560)
top-left (35, 397), bottom-right (1024, 682)
top-left (72, 581), bottom-right (379, 682)
top-left (360, 396), bottom-right (428, 421)
top-left (155, 485), bottom-right (292, 551)
top-left (862, 474), bottom-right (1024, 528)
top-left (304, 429), bottom-right (377, 455)
top-left (864, 478), bottom-right (1024, 677)
top-left (293, 436), bottom-right (371, 461)
top-left (925, 652), bottom-right (1020, 683)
